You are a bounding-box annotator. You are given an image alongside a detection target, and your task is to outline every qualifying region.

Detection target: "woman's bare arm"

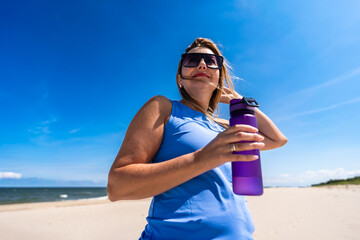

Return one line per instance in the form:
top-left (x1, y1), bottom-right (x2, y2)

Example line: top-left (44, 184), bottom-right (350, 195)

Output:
top-left (107, 96), bottom-right (265, 201)
top-left (254, 107), bottom-right (287, 150)
top-left (219, 87), bottom-right (287, 151)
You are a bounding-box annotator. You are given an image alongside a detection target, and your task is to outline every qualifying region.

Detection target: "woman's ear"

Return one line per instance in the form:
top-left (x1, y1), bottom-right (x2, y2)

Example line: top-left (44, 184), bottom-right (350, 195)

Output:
top-left (176, 74), bottom-right (182, 87)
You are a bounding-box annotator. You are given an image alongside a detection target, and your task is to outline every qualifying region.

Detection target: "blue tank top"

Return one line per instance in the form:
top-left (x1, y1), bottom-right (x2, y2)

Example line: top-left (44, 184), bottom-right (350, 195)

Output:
top-left (139, 100), bottom-right (255, 240)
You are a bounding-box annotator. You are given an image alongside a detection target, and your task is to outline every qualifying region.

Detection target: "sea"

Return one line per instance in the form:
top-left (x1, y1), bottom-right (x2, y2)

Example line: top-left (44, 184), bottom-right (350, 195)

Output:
top-left (0, 187), bottom-right (108, 205)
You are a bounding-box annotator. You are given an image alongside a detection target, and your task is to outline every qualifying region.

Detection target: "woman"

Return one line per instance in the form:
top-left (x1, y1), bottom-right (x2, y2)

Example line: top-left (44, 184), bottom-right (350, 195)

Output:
top-left (107, 38), bottom-right (287, 239)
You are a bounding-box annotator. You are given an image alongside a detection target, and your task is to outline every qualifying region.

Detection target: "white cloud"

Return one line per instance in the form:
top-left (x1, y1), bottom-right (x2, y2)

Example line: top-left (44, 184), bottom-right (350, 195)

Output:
top-left (298, 67), bottom-right (360, 94)
top-left (69, 128), bottom-right (80, 134)
top-left (272, 67), bottom-right (360, 122)
top-left (276, 96), bottom-right (360, 122)
top-left (303, 168), bottom-right (360, 181)
top-left (0, 172), bottom-right (22, 179)
top-left (278, 174), bottom-right (290, 178)
top-left (27, 118), bottom-right (57, 135)
top-left (265, 168), bottom-right (360, 187)
top-left (27, 126), bottom-right (51, 134)
top-left (41, 118), bottom-right (57, 125)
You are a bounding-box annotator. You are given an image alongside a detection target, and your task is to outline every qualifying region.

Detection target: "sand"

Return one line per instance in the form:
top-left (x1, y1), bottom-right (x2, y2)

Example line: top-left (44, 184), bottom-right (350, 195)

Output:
top-left (0, 186), bottom-right (359, 240)
top-left (247, 186), bottom-right (360, 240)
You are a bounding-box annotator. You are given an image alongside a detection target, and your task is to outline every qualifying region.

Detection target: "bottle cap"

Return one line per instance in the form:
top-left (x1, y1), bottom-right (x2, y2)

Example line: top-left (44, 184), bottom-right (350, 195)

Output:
top-left (230, 97), bottom-right (259, 113)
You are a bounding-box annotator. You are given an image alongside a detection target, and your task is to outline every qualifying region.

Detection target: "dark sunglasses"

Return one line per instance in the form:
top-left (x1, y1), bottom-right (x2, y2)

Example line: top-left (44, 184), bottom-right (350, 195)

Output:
top-left (181, 53), bottom-right (224, 69)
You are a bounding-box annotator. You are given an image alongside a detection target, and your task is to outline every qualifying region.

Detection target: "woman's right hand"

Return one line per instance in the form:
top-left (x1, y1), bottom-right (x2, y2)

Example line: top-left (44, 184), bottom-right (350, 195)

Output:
top-left (194, 124), bottom-right (265, 168)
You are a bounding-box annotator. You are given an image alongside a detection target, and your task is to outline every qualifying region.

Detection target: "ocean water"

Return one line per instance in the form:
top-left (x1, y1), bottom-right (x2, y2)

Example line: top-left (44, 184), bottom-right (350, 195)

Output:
top-left (0, 187), bottom-right (107, 205)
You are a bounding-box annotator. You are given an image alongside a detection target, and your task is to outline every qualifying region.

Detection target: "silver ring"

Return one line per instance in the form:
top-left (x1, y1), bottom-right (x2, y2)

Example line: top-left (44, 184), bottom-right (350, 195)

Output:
top-left (230, 144), bottom-right (236, 152)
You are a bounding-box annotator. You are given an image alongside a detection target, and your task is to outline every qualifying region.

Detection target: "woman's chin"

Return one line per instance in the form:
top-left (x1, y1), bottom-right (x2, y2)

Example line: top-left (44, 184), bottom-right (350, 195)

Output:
top-left (187, 86), bottom-right (217, 97)
top-left (189, 79), bottom-right (216, 87)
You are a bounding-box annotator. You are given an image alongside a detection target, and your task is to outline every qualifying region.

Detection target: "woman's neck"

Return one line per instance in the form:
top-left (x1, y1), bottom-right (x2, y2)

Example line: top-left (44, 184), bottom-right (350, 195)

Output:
top-left (180, 98), bottom-right (209, 113)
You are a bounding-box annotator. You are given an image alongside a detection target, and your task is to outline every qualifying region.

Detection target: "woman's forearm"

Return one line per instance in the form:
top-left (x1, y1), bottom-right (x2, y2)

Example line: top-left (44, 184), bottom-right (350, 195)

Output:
top-left (255, 108), bottom-right (287, 150)
top-left (107, 151), bottom-right (212, 201)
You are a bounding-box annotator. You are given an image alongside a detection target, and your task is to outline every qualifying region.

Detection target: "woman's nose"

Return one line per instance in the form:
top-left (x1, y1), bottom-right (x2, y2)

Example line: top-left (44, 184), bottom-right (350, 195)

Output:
top-left (198, 58), bottom-right (207, 69)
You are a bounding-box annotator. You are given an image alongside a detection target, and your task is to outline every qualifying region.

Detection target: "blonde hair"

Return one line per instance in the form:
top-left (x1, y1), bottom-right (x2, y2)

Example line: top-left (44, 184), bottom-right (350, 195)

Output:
top-left (176, 37), bottom-right (237, 124)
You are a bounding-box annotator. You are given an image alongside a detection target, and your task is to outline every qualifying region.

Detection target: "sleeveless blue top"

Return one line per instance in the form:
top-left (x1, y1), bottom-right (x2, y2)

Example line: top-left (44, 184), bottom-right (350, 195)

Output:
top-left (139, 100), bottom-right (255, 240)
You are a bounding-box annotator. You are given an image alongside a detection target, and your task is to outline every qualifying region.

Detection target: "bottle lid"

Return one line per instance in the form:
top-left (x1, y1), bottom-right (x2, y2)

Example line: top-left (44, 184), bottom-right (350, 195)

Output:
top-left (230, 97), bottom-right (259, 113)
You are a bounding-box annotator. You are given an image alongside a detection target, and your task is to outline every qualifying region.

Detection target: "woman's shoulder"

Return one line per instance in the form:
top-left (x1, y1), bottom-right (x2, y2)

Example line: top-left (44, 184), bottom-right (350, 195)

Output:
top-left (143, 95), bottom-right (172, 123)
top-left (146, 95), bottom-right (172, 111)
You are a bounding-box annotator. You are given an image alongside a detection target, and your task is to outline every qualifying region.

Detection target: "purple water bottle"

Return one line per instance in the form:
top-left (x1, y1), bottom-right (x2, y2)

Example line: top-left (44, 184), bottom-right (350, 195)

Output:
top-left (230, 97), bottom-right (263, 196)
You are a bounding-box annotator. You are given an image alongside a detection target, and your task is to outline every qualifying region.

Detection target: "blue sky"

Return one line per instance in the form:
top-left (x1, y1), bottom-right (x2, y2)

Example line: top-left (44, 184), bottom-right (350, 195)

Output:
top-left (1, 0), bottom-right (360, 187)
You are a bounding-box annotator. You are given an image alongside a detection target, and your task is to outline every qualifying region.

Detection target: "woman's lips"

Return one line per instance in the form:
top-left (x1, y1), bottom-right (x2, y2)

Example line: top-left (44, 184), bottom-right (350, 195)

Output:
top-left (193, 73), bottom-right (209, 78)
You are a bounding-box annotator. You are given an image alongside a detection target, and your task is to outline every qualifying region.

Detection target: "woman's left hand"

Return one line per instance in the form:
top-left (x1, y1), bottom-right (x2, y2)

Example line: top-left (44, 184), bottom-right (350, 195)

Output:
top-left (219, 87), bottom-right (243, 104)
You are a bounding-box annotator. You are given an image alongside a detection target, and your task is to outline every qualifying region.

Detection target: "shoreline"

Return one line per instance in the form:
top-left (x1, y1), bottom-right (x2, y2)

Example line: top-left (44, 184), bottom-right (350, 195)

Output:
top-left (0, 186), bottom-right (107, 207)
top-left (0, 196), bottom-right (111, 212)
top-left (1, 185), bottom-right (359, 210)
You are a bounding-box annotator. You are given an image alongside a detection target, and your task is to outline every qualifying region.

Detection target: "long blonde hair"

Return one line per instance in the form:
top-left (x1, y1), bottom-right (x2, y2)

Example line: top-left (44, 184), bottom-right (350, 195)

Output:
top-left (176, 37), bottom-right (236, 124)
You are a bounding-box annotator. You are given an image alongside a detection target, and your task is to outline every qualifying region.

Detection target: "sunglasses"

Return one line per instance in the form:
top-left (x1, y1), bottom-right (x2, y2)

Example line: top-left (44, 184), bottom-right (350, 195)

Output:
top-left (181, 53), bottom-right (224, 69)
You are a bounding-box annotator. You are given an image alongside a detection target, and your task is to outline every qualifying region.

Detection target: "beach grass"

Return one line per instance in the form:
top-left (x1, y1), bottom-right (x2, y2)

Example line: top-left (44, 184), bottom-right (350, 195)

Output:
top-left (311, 176), bottom-right (360, 187)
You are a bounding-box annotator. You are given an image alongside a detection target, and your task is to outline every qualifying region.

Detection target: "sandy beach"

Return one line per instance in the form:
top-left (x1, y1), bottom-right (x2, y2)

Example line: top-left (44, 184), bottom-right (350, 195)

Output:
top-left (0, 186), bottom-right (359, 240)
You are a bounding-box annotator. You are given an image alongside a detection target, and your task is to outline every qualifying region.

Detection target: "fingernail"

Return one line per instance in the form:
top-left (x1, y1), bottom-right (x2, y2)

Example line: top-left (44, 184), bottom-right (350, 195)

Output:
top-left (253, 155), bottom-right (259, 160)
top-left (253, 142), bottom-right (264, 147)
